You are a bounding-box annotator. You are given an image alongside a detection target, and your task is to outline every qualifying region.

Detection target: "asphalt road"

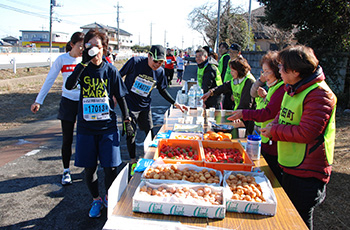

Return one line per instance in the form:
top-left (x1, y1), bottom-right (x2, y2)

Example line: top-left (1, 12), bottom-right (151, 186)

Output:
top-left (0, 65), bottom-right (197, 230)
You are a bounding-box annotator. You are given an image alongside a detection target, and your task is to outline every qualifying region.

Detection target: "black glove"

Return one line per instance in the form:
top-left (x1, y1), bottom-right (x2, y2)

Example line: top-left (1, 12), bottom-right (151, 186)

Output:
top-left (82, 48), bottom-right (94, 65)
top-left (122, 121), bottom-right (135, 137)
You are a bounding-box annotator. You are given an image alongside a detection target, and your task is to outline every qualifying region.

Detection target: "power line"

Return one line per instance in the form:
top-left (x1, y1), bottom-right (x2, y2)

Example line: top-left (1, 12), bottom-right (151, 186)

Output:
top-left (4, 0), bottom-right (47, 12)
top-left (4, 0), bottom-right (47, 13)
top-left (0, 3), bottom-right (48, 20)
top-left (57, 12), bottom-right (116, 17)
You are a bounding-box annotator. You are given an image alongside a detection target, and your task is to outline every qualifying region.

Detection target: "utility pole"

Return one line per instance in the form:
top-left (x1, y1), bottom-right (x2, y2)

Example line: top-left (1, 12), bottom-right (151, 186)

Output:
top-left (115, 2), bottom-right (121, 50)
top-left (49, 0), bottom-right (54, 54)
top-left (164, 30), bottom-right (167, 48)
top-left (182, 36), bottom-right (184, 50)
top-left (248, 0), bottom-right (252, 50)
top-left (49, 0), bottom-right (60, 66)
top-left (216, 0), bottom-right (221, 54)
top-left (150, 22), bottom-right (153, 46)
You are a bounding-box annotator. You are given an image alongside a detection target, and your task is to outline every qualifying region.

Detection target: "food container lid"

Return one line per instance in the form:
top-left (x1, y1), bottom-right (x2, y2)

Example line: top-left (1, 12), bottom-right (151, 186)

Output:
top-left (247, 135), bottom-right (261, 141)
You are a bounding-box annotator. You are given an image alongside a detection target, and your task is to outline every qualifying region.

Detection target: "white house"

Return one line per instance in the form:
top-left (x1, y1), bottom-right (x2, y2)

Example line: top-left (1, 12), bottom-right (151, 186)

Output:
top-left (80, 22), bottom-right (133, 51)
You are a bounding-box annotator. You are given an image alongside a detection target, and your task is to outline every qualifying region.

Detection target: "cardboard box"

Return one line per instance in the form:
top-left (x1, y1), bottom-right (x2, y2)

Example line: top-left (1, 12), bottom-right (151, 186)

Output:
top-left (154, 139), bottom-right (204, 166)
top-left (132, 181), bottom-right (226, 219)
top-left (141, 162), bottom-right (223, 186)
top-left (223, 171), bottom-right (277, 216)
top-left (202, 141), bottom-right (254, 172)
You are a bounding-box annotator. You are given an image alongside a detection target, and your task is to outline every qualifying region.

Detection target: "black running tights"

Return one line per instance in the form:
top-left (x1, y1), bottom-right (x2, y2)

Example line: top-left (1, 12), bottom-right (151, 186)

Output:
top-left (84, 166), bottom-right (118, 199)
top-left (61, 120), bottom-right (75, 169)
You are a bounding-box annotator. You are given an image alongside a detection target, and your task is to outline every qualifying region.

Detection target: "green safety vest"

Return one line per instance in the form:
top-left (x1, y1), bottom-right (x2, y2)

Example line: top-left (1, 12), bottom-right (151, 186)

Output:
top-left (258, 81), bottom-right (284, 143)
top-left (218, 53), bottom-right (229, 74)
top-left (197, 63), bottom-right (223, 88)
top-left (254, 96), bottom-right (265, 128)
top-left (223, 59), bottom-right (232, 82)
top-left (230, 72), bottom-right (255, 110)
top-left (277, 81), bottom-right (336, 167)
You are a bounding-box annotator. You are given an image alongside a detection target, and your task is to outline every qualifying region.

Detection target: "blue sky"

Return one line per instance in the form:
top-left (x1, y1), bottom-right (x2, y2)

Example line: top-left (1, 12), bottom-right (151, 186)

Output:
top-left (0, 0), bottom-right (261, 49)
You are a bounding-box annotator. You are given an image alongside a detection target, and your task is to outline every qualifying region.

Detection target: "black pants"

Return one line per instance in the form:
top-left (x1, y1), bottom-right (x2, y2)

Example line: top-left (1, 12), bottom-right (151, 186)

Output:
top-left (61, 120), bottom-right (75, 169)
top-left (126, 110), bottom-right (154, 160)
top-left (165, 68), bottom-right (174, 85)
top-left (282, 172), bottom-right (326, 230)
top-left (85, 166), bottom-right (122, 198)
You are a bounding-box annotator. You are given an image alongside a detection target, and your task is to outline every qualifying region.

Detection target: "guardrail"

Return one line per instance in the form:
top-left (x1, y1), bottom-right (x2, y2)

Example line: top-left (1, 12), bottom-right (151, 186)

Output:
top-left (0, 51), bottom-right (146, 72)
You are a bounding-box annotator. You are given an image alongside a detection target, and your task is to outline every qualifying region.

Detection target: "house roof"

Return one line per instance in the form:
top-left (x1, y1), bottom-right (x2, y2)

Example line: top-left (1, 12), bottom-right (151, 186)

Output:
top-left (80, 22), bottom-right (132, 36)
top-left (2, 36), bottom-right (19, 41)
top-left (251, 6), bottom-right (266, 18)
top-left (0, 40), bottom-right (12, 46)
top-left (19, 30), bottom-right (69, 35)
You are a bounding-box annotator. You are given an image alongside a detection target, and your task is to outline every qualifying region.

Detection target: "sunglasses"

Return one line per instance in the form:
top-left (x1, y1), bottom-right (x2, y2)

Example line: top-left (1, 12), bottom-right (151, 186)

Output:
top-left (153, 59), bottom-right (164, 64)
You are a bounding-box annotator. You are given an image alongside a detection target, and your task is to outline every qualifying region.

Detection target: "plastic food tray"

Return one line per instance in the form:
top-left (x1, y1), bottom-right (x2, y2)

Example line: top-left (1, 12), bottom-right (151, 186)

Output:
top-left (201, 140), bottom-right (254, 172)
top-left (154, 139), bottom-right (204, 167)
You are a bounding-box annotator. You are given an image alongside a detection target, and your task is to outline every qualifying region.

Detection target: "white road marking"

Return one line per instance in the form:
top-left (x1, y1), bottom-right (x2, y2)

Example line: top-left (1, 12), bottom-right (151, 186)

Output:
top-left (25, 149), bottom-right (40, 156)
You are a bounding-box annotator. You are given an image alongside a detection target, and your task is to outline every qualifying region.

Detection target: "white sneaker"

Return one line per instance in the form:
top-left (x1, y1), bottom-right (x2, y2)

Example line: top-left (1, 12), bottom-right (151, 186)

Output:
top-left (61, 171), bottom-right (72, 185)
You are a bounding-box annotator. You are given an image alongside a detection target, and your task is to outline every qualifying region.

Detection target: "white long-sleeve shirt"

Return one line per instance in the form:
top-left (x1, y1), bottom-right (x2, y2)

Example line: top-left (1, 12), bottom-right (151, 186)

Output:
top-left (35, 52), bottom-right (81, 104)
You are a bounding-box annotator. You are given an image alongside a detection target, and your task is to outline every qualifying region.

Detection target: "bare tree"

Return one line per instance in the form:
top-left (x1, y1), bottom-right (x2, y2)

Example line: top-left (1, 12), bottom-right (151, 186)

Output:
top-left (188, 0), bottom-right (253, 49)
top-left (263, 25), bottom-right (296, 50)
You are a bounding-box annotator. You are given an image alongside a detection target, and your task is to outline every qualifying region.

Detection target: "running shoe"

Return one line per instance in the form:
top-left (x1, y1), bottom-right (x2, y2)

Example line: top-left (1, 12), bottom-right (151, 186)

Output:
top-left (89, 198), bottom-right (104, 218)
top-left (61, 171), bottom-right (72, 185)
top-left (130, 162), bottom-right (137, 176)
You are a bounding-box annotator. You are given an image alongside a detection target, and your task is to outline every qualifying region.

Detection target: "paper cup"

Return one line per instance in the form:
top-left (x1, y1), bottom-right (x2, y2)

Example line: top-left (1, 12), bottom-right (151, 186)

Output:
top-left (238, 128), bottom-right (246, 138)
top-left (177, 117), bottom-right (185, 124)
top-left (209, 107), bottom-right (215, 117)
top-left (220, 110), bottom-right (226, 117)
top-left (197, 107), bottom-right (203, 117)
top-left (185, 116), bottom-right (193, 124)
top-left (196, 116), bottom-right (204, 125)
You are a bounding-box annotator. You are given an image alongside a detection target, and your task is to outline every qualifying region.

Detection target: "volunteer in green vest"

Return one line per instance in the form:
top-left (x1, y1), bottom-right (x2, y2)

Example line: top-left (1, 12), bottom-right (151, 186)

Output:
top-left (221, 43), bottom-right (242, 110)
top-left (218, 42), bottom-right (230, 82)
top-left (227, 51), bottom-right (285, 183)
top-left (195, 47), bottom-right (223, 108)
top-left (202, 56), bottom-right (256, 135)
top-left (261, 45), bottom-right (337, 230)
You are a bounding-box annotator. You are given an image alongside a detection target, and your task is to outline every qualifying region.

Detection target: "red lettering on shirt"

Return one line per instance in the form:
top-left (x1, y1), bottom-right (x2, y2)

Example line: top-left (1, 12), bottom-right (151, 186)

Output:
top-left (61, 64), bottom-right (77, 73)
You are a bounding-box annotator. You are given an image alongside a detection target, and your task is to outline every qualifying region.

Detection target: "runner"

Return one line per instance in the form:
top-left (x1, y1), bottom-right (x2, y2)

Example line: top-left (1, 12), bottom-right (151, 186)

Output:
top-left (176, 50), bottom-right (186, 84)
top-left (164, 48), bottom-right (176, 85)
top-left (65, 28), bottom-right (131, 218)
top-left (119, 45), bottom-right (187, 174)
top-left (30, 31), bottom-right (84, 186)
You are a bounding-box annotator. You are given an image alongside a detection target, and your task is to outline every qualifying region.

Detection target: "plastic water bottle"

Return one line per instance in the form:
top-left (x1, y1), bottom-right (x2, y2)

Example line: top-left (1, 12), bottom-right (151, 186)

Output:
top-left (195, 85), bottom-right (204, 107)
top-left (246, 135), bottom-right (262, 160)
top-left (88, 47), bottom-right (99, 57)
top-left (188, 86), bottom-right (196, 108)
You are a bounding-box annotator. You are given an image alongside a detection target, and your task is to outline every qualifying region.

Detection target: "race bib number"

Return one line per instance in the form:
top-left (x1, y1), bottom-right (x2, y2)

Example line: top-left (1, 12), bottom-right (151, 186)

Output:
top-left (131, 76), bottom-right (155, 97)
top-left (83, 97), bottom-right (110, 121)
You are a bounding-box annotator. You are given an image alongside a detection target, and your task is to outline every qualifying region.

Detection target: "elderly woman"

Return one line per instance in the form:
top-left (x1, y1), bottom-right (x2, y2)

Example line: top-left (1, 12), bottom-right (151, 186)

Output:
top-left (261, 45), bottom-right (337, 230)
top-left (202, 56), bottom-right (256, 135)
top-left (227, 51), bottom-right (285, 183)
